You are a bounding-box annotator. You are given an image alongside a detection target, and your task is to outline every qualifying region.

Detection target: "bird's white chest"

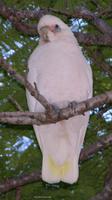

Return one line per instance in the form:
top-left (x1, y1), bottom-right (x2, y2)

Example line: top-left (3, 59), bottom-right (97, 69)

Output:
top-left (28, 41), bottom-right (92, 103)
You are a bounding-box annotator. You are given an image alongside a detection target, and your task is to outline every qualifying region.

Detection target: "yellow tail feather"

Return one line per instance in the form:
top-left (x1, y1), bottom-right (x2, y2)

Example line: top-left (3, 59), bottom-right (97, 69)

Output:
top-left (48, 156), bottom-right (71, 177)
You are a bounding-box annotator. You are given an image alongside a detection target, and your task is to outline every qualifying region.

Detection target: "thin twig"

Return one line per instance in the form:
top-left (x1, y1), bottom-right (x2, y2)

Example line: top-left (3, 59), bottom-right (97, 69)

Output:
top-left (97, 105), bottom-right (112, 118)
top-left (87, 48), bottom-right (112, 77)
top-left (8, 96), bottom-right (23, 111)
top-left (80, 133), bottom-right (112, 162)
top-left (0, 58), bottom-right (52, 112)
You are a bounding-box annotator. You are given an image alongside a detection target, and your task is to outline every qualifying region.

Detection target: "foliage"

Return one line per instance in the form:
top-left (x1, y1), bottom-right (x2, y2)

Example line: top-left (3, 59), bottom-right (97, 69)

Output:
top-left (0, 0), bottom-right (112, 199)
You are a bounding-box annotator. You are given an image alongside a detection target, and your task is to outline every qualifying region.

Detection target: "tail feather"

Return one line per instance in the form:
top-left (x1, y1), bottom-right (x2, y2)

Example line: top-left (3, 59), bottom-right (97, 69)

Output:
top-left (42, 155), bottom-right (60, 183)
top-left (42, 154), bottom-right (79, 184)
top-left (61, 157), bottom-right (79, 184)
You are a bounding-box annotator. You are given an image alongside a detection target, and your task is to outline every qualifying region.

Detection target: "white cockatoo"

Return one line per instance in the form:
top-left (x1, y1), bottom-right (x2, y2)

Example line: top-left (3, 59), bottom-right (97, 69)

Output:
top-left (26, 15), bottom-right (93, 184)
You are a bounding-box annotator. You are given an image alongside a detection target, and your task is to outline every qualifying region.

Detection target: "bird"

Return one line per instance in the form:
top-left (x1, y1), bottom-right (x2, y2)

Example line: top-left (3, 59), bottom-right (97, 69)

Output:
top-left (26, 15), bottom-right (93, 184)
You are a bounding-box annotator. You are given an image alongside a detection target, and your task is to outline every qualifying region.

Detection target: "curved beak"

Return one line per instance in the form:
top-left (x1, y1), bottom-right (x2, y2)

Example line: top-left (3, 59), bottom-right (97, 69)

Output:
top-left (39, 26), bottom-right (50, 42)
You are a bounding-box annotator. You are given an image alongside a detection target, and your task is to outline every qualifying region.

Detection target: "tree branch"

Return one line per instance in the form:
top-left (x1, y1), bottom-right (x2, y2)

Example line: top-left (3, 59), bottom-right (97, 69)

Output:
top-left (86, 48), bottom-right (112, 77)
top-left (97, 105), bottom-right (112, 118)
top-left (1, 2), bottom-right (112, 36)
top-left (0, 89), bottom-right (112, 125)
top-left (0, 133), bottom-right (112, 193)
top-left (80, 133), bottom-right (112, 162)
top-left (0, 3), bottom-right (112, 46)
top-left (0, 2), bottom-right (112, 198)
top-left (90, 162), bottom-right (112, 200)
top-left (97, 7), bottom-right (112, 19)
top-left (8, 96), bottom-right (24, 111)
top-left (0, 58), bottom-right (53, 112)
top-left (0, 1), bottom-right (47, 20)
top-left (0, 171), bottom-right (41, 193)
top-left (0, 57), bottom-right (112, 125)
top-left (51, 7), bottom-right (112, 36)
top-left (16, 187), bottom-right (21, 200)
top-left (73, 7), bottom-right (112, 36)
top-left (74, 32), bottom-right (112, 46)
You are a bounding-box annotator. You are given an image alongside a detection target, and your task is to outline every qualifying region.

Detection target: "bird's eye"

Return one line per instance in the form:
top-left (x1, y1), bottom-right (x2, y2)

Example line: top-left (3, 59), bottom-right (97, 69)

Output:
top-left (55, 24), bottom-right (59, 28)
top-left (55, 24), bottom-right (61, 32)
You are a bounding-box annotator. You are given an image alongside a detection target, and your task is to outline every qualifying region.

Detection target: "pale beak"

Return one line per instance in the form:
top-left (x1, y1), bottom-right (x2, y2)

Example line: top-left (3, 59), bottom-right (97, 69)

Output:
top-left (40, 26), bottom-right (50, 42)
top-left (39, 25), bottom-right (61, 42)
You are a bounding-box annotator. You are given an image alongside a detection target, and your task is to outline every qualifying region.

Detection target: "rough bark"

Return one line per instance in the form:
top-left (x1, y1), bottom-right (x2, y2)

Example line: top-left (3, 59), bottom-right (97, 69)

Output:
top-left (0, 133), bottom-right (112, 193)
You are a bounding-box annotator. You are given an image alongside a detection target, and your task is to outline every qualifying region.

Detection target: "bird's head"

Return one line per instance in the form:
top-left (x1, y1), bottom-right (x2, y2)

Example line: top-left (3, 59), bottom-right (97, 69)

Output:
top-left (38, 15), bottom-right (73, 44)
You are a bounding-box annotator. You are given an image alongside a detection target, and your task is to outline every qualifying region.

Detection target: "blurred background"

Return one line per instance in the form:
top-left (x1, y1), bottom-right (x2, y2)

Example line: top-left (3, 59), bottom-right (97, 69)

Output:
top-left (0, 0), bottom-right (112, 199)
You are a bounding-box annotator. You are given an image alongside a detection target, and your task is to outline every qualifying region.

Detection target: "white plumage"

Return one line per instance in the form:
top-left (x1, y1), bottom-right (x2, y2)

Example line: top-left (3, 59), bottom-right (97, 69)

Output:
top-left (26, 15), bottom-right (93, 184)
